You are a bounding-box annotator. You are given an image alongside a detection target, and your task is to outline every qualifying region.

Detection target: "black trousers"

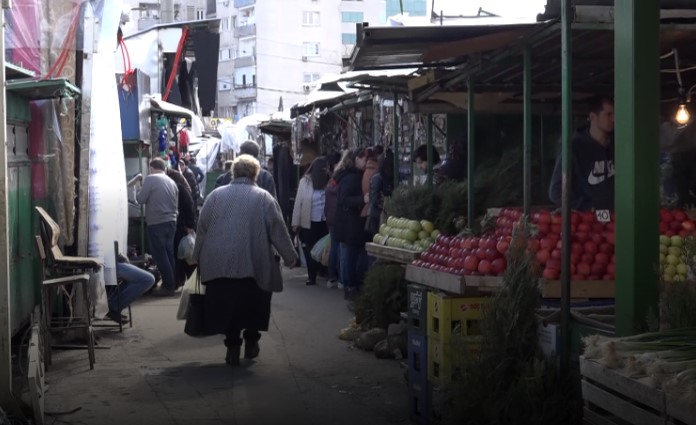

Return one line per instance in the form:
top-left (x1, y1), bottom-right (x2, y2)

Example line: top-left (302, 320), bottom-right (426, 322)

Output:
top-left (299, 220), bottom-right (328, 284)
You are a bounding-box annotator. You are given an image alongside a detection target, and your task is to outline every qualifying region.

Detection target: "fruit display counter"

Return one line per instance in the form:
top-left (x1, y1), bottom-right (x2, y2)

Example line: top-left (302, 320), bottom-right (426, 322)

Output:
top-left (368, 216), bottom-right (441, 264)
top-left (405, 206), bottom-right (696, 299)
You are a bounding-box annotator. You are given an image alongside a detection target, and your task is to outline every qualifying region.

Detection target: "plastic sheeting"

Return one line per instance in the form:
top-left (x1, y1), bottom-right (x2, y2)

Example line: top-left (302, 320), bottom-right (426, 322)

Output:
top-left (87, 0), bottom-right (128, 297)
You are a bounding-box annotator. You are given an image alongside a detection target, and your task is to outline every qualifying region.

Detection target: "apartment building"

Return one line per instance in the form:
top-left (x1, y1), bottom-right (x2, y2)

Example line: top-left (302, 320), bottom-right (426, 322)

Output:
top-left (121, 0), bottom-right (209, 35)
top-left (385, 0), bottom-right (427, 18)
top-left (215, 0), bottom-right (385, 120)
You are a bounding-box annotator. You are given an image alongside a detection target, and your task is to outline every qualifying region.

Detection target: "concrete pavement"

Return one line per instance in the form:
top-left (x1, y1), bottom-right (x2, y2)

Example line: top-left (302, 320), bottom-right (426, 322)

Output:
top-left (43, 268), bottom-right (409, 425)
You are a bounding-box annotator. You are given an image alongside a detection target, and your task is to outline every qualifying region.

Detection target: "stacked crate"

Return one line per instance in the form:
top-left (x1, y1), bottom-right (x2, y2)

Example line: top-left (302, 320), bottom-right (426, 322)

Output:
top-left (406, 284), bottom-right (430, 425)
top-left (426, 292), bottom-right (489, 387)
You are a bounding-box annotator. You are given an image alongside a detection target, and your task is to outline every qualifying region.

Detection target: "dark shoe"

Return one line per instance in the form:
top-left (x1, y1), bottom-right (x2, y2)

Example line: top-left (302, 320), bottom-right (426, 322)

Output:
top-left (305, 280), bottom-right (316, 286)
top-left (244, 340), bottom-right (260, 359)
top-left (151, 287), bottom-right (176, 297)
top-left (106, 310), bottom-right (129, 325)
top-left (225, 346), bottom-right (241, 366)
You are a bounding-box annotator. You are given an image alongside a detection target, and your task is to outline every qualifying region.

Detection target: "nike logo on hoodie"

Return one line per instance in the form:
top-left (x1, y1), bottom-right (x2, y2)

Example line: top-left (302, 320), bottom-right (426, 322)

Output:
top-left (587, 160), bottom-right (615, 185)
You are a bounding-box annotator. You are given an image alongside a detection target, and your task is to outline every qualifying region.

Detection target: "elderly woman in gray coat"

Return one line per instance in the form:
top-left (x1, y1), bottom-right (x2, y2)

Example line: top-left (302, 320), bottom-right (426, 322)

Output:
top-left (193, 154), bottom-right (298, 366)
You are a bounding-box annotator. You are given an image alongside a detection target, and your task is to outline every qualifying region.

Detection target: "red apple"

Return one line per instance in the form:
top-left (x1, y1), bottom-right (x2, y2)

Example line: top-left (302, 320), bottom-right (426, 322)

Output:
top-left (478, 259), bottom-right (492, 275)
top-left (577, 263), bottom-right (591, 276)
top-left (542, 268), bottom-right (559, 280)
top-left (583, 241), bottom-right (599, 255)
top-left (491, 258), bottom-right (507, 275)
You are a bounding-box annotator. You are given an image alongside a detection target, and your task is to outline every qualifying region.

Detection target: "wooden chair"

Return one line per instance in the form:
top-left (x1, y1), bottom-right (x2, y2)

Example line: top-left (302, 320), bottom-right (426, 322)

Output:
top-left (35, 207), bottom-right (103, 369)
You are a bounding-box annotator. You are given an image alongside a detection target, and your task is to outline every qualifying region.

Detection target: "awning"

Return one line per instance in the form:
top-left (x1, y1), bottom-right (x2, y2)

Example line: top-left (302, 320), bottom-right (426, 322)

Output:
top-left (150, 98), bottom-right (194, 119)
top-left (258, 120), bottom-right (292, 137)
top-left (6, 63), bottom-right (35, 80)
top-left (290, 90), bottom-right (357, 118)
top-left (6, 78), bottom-right (81, 100)
top-left (345, 22), bottom-right (544, 71)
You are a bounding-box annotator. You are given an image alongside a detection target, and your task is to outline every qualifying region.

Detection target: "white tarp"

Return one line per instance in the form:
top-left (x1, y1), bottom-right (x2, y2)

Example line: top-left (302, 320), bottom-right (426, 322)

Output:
top-left (88, 0), bottom-right (128, 300)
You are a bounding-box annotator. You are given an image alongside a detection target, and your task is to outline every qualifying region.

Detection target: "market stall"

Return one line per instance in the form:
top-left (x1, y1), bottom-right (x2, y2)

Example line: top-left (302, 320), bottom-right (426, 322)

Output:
top-left (341, 1), bottom-right (696, 424)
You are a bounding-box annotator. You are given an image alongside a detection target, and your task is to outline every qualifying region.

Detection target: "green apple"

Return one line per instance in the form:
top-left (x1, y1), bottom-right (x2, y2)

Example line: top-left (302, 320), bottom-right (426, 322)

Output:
top-left (667, 254), bottom-right (680, 266)
top-left (431, 229), bottom-right (440, 239)
top-left (671, 235), bottom-right (684, 248)
top-left (660, 245), bottom-right (668, 254)
top-left (660, 235), bottom-right (671, 246)
top-left (659, 253), bottom-right (667, 264)
top-left (668, 246), bottom-right (682, 257)
top-left (664, 264), bottom-right (677, 277)
top-left (673, 274), bottom-right (686, 282)
top-left (677, 263), bottom-right (689, 275)
top-left (421, 220), bottom-right (435, 234)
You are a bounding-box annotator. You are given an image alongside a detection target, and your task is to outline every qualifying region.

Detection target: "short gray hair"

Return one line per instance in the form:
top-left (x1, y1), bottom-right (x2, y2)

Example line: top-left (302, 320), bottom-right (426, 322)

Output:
top-left (232, 154), bottom-right (261, 180)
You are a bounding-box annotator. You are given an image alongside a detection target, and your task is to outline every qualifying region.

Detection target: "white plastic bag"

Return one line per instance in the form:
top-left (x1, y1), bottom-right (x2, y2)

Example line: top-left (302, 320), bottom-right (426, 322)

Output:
top-left (176, 269), bottom-right (204, 320)
top-left (177, 233), bottom-right (196, 265)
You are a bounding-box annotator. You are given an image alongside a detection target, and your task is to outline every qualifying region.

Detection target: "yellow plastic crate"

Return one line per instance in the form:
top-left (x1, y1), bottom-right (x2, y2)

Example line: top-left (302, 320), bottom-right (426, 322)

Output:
top-left (426, 292), bottom-right (489, 341)
top-left (427, 335), bottom-right (482, 387)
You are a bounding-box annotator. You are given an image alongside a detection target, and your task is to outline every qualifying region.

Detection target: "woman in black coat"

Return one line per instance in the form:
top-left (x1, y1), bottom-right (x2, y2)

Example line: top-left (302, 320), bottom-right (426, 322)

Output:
top-left (332, 148), bottom-right (368, 300)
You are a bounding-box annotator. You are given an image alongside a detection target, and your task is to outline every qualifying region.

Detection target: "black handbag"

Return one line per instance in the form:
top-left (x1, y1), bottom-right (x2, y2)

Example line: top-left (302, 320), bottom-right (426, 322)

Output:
top-left (184, 273), bottom-right (209, 337)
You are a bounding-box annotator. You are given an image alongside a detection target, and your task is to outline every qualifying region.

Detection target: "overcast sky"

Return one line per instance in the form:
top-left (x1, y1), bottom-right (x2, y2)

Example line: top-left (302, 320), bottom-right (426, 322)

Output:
top-left (430, 0), bottom-right (548, 19)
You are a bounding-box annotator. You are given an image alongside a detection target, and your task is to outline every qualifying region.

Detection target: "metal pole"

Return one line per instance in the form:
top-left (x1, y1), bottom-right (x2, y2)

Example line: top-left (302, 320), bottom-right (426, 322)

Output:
top-left (0, 0), bottom-right (14, 403)
top-left (560, 0), bottom-right (573, 377)
top-left (139, 142), bottom-right (145, 256)
top-left (393, 94), bottom-right (400, 188)
top-left (467, 78), bottom-right (475, 227)
top-left (427, 114), bottom-right (433, 188)
top-left (539, 114), bottom-right (545, 196)
top-left (615, 0), bottom-right (660, 336)
top-left (523, 47), bottom-right (533, 216)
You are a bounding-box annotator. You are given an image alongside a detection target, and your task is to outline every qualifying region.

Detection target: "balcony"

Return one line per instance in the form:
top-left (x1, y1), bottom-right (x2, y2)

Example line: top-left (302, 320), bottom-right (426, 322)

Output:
top-left (234, 0), bottom-right (255, 8)
top-left (138, 18), bottom-right (159, 31)
top-left (234, 85), bottom-right (257, 99)
top-left (234, 24), bottom-right (256, 38)
top-left (234, 55), bottom-right (256, 68)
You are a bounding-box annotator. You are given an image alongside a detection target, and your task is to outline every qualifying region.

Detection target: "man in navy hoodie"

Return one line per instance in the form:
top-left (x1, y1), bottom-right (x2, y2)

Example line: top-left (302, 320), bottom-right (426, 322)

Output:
top-left (549, 96), bottom-right (615, 211)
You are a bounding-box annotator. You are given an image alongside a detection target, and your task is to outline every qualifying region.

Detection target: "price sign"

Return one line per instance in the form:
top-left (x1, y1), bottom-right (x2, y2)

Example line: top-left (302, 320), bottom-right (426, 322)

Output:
top-left (595, 209), bottom-right (611, 223)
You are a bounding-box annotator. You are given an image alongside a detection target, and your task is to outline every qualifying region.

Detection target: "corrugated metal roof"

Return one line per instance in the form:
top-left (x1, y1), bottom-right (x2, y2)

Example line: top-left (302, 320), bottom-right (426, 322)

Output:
top-left (345, 22), bottom-right (544, 71)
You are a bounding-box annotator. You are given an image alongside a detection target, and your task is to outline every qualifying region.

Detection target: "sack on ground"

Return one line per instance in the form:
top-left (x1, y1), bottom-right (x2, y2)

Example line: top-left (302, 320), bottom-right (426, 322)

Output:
top-left (176, 268), bottom-right (203, 320)
top-left (311, 234), bottom-right (330, 264)
top-left (177, 233), bottom-right (196, 265)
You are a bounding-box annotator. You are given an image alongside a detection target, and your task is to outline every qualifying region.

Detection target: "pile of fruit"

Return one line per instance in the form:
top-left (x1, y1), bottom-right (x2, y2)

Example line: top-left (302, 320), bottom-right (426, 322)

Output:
top-left (372, 216), bottom-right (439, 252)
top-left (412, 234), bottom-right (507, 276)
top-left (410, 207), bottom-right (696, 282)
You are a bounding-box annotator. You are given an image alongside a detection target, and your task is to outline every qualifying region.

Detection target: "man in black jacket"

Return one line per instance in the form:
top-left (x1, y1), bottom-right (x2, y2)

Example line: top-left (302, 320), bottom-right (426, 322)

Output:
top-left (549, 96), bottom-right (615, 211)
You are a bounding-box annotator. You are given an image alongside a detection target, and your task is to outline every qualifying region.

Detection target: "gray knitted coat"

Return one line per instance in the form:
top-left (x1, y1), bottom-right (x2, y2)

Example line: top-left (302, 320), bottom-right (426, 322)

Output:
top-left (193, 178), bottom-right (297, 292)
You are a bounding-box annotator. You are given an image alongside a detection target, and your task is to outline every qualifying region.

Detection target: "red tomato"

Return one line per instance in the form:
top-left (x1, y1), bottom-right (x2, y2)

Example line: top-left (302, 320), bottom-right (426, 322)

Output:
top-left (542, 268), bottom-right (559, 280)
top-left (546, 258), bottom-right (561, 271)
top-left (551, 249), bottom-right (561, 260)
top-left (540, 237), bottom-right (558, 251)
top-left (551, 214), bottom-right (562, 225)
top-left (584, 241), bottom-right (599, 255)
top-left (599, 243), bottom-right (613, 255)
top-left (485, 248), bottom-right (499, 262)
top-left (478, 259), bottom-right (492, 275)
top-left (475, 248), bottom-right (487, 260)
top-left (536, 249), bottom-right (550, 265)
top-left (496, 239), bottom-right (510, 255)
top-left (491, 258), bottom-right (507, 275)
top-left (571, 212), bottom-right (581, 225)
top-left (581, 253), bottom-right (594, 264)
top-left (607, 263), bottom-right (615, 275)
top-left (591, 234), bottom-right (604, 245)
top-left (575, 232), bottom-right (590, 243)
top-left (591, 263), bottom-right (606, 276)
top-left (577, 263), bottom-right (591, 276)
top-left (660, 209), bottom-right (673, 223)
top-left (673, 210), bottom-right (687, 222)
top-left (537, 223), bottom-right (550, 235)
top-left (581, 211), bottom-right (595, 224)
top-left (595, 252), bottom-right (609, 265)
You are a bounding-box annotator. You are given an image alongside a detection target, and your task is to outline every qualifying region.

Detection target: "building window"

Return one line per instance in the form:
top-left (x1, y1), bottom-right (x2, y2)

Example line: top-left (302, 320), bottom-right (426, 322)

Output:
top-left (221, 17), bottom-right (230, 31)
top-left (219, 49), bottom-right (231, 61)
top-left (341, 11), bottom-right (363, 23)
top-left (232, 16), bottom-right (237, 28)
top-left (341, 33), bottom-right (357, 44)
top-left (242, 75), bottom-right (247, 86)
top-left (196, 9), bottom-right (205, 20)
top-left (302, 42), bottom-right (320, 56)
top-left (303, 73), bottom-right (321, 83)
top-left (302, 11), bottom-right (320, 26)
top-left (218, 81), bottom-right (231, 91)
